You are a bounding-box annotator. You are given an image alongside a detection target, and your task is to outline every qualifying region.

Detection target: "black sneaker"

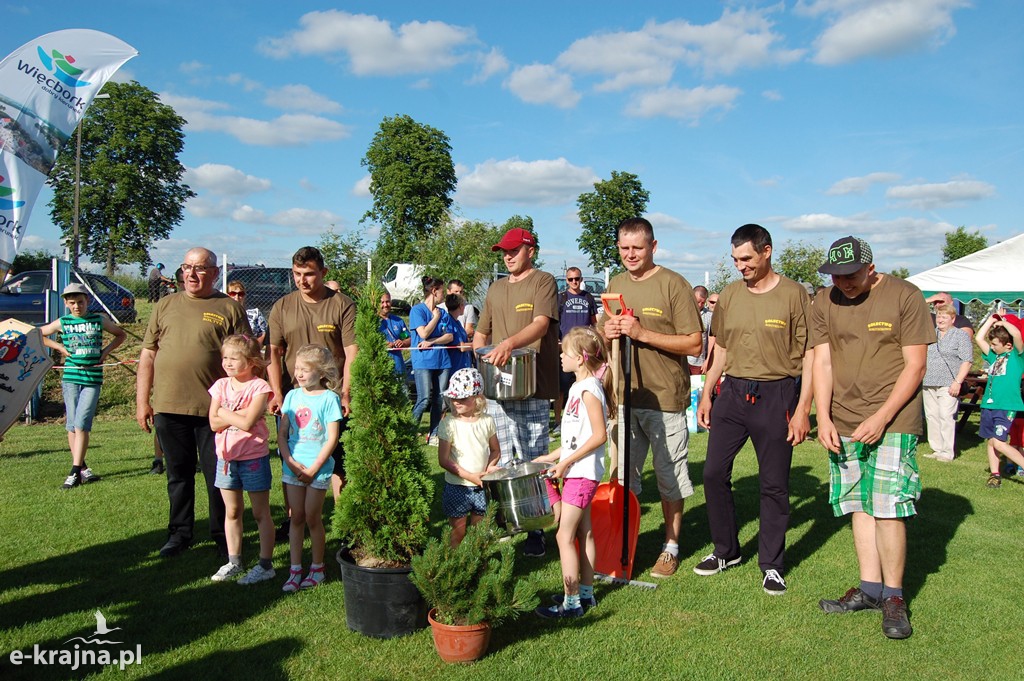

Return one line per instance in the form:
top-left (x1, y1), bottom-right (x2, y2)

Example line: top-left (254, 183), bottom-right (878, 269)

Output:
top-left (158, 537), bottom-right (192, 558)
top-left (535, 602), bottom-right (583, 619)
top-left (523, 530), bottom-right (546, 557)
top-left (61, 472), bottom-right (81, 490)
top-left (693, 552), bottom-right (741, 576)
top-left (149, 459), bottom-right (165, 475)
top-left (819, 587), bottom-right (882, 613)
top-left (881, 596), bottom-right (912, 639)
top-left (762, 569), bottom-right (787, 596)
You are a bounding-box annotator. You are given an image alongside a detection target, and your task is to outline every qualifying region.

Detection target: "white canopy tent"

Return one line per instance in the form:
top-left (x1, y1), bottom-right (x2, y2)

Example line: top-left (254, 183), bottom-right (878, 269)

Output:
top-left (907, 232), bottom-right (1024, 304)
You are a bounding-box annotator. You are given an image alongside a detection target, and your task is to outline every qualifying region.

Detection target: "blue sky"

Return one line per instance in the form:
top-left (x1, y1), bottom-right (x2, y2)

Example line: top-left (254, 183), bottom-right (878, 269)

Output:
top-left (6, 1), bottom-right (1022, 285)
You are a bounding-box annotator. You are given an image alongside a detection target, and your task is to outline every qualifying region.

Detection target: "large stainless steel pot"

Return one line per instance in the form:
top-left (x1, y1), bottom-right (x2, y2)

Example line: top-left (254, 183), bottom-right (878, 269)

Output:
top-left (481, 461), bottom-right (554, 533)
top-left (475, 347), bottom-right (536, 400)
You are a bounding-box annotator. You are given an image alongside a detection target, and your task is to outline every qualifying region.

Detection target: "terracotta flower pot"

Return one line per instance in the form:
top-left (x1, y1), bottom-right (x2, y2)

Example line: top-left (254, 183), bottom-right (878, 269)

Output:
top-left (427, 608), bottom-right (491, 663)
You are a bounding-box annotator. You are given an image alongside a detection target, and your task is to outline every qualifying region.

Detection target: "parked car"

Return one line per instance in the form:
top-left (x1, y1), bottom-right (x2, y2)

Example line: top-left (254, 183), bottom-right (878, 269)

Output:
top-left (381, 263), bottom-right (424, 308)
top-left (225, 265), bottom-right (294, 317)
top-left (0, 270), bottom-right (137, 324)
top-left (554, 275), bottom-right (606, 297)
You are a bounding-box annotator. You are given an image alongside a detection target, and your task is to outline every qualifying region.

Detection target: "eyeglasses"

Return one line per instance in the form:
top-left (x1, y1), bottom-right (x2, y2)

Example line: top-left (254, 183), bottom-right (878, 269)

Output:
top-left (566, 277), bottom-right (582, 282)
top-left (708, 300), bottom-right (718, 305)
top-left (228, 291), bottom-right (245, 298)
top-left (181, 264), bottom-right (215, 274)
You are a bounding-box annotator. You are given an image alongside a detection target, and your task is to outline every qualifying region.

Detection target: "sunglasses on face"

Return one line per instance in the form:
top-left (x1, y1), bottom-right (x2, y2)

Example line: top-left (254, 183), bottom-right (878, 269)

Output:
top-left (228, 291), bottom-right (245, 298)
top-left (566, 277), bottom-right (582, 282)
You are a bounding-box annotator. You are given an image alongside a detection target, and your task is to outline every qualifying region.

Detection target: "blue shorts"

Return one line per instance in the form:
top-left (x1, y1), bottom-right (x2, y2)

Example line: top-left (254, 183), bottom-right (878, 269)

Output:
top-left (980, 409), bottom-right (1017, 441)
top-left (215, 455), bottom-right (272, 492)
top-left (62, 382), bottom-right (100, 433)
top-left (442, 482), bottom-right (487, 518)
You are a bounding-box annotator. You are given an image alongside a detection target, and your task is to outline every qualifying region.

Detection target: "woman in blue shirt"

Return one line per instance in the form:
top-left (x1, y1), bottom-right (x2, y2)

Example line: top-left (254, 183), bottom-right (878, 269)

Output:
top-left (410, 276), bottom-right (453, 444)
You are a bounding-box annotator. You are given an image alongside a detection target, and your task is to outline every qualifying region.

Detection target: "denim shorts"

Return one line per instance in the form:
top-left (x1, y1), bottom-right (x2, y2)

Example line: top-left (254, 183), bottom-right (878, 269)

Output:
top-left (980, 409), bottom-right (1016, 441)
top-left (442, 482), bottom-right (487, 518)
top-left (215, 455), bottom-right (272, 492)
top-left (62, 382), bottom-right (101, 433)
top-left (281, 460), bottom-right (333, 490)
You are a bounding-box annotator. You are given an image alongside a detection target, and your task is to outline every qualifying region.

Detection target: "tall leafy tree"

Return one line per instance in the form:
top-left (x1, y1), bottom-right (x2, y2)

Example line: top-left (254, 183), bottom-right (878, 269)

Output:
top-left (362, 114), bottom-right (457, 264)
top-left (415, 219), bottom-right (505, 294)
top-left (576, 171), bottom-right (650, 272)
top-left (773, 240), bottom-right (825, 288)
top-left (318, 227), bottom-right (370, 296)
top-left (47, 81), bottom-right (194, 275)
top-left (942, 226), bottom-right (988, 263)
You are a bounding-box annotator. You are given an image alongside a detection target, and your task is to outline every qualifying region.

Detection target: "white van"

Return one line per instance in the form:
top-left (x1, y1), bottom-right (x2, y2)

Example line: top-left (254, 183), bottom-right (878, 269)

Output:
top-left (381, 263), bottom-right (424, 307)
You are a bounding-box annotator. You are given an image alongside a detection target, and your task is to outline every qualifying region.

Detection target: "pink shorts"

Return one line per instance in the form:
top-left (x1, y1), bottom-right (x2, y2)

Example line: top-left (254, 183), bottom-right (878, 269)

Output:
top-left (545, 477), bottom-right (599, 509)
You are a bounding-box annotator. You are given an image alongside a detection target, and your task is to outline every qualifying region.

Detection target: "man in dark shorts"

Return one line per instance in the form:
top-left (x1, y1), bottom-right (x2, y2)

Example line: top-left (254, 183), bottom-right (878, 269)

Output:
top-left (268, 246), bottom-right (357, 503)
top-left (811, 236), bottom-right (933, 639)
top-left (695, 224), bottom-right (813, 595)
top-left (137, 247), bottom-right (252, 558)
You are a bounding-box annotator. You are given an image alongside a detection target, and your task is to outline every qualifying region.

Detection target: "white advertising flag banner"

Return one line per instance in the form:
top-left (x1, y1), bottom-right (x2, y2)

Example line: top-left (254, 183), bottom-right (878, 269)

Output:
top-left (0, 29), bottom-right (137, 270)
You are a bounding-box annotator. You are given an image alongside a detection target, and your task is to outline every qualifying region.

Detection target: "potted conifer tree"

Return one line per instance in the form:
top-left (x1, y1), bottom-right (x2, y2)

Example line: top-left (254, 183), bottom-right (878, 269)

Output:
top-left (410, 505), bottom-right (538, 663)
top-left (333, 283), bottom-right (433, 639)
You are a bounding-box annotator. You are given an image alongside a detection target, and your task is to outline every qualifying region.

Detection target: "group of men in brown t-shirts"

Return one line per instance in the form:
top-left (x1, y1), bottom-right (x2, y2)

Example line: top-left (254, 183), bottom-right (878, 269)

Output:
top-left (137, 220), bottom-right (930, 641)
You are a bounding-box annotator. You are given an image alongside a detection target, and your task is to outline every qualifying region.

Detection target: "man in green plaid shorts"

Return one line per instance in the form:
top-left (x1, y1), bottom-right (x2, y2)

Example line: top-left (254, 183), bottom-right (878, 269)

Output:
top-left (810, 236), bottom-right (934, 640)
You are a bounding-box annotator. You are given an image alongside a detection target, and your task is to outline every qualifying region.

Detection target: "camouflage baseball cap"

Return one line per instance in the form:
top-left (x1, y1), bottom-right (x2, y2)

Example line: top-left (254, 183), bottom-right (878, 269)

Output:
top-left (819, 236), bottom-right (873, 276)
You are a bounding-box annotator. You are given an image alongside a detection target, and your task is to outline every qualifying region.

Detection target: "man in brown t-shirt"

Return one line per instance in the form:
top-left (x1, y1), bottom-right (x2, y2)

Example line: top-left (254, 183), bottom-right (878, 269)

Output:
top-left (268, 246), bottom-right (357, 501)
top-left (601, 217), bottom-right (703, 578)
top-left (694, 224), bottom-right (813, 595)
top-left (474, 227), bottom-right (558, 557)
top-left (137, 247), bottom-right (252, 558)
top-left (811, 235), bottom-right (933, 640)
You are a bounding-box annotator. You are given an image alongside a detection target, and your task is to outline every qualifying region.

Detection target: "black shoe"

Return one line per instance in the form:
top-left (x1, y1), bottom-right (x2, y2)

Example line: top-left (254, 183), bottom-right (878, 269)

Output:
top-left (551, 593), bottom-right (598, 610)
top-left (149, 459), bottom-right (164, 475)
top-left (882, 596), bottom-right (912, 639)
top-left (762, 569), bottom-right (787, 596)
top-left (214, 539), bottom-right (229, 559)
top-left (522, 530), bottom-right (545, 557)
top-left (693, 552), bottom-right (742, 576)
top-left (275, 520), bottom-right (290, 542)
top-left (158, 537), bottom-right (192, 558)
top-left (819, 587), bottom-right (882, 613)
top-left (535, 602), bottom-right (583, 619)
top-left (79, 468), bottom-right (101, 484)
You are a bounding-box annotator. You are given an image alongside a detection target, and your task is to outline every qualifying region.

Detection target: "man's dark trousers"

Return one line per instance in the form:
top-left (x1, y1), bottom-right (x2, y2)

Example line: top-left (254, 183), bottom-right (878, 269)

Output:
top-left (156, 413), bottom-right (225, 546)
top-left (703, 376), bottom-right (798, 572)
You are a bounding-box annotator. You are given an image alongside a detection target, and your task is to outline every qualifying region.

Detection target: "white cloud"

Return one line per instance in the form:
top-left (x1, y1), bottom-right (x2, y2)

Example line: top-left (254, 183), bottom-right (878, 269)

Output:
top-left (231, 205), bottom-right (344, 233)
top-left (470, 48), bottom-right (510, 83)
top-left (629, 85), bottom-right (741, 122)
top-left (411, 78), bottom-right (432, 90)
top-left (222, 73), bottom-right (261, 92)
top-left (185, 164), bottom-right (272, 196)
top-left (801, 0), bottom-right (971, 65)
top-left (160, 93), bottom-right (350, 146)
top-left (457, 157), bottom-right (598, 207)
top-left (826, 171), bottom-right (902, 195)
top-left (885, 179), bottom-right (996, 208)
top-left (352, 175), bottom-right (371, 197)
top-left (186, 195), bottom-right (233, 219)
top-left (781, 212), bottom-right (954, 241)
top-left (179, 61), bottom-right (206, 74)
top-left (505, 65), bottom-right (581, 108)
top-left (263, 84), bottom-right (343, 114)
top-left (259, 10), bottom-right (475, 76)
top-left (555, 7), bottom-right (803, 92)
top-left (762, 90), bottom-right (783, 101)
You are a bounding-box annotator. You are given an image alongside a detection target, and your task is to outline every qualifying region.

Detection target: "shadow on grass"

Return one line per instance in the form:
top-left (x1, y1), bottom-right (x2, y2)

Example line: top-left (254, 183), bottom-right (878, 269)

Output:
top-left (905, 487), bottom-right (972, 600)
top-left (0, 528), bottom-right (295, 681)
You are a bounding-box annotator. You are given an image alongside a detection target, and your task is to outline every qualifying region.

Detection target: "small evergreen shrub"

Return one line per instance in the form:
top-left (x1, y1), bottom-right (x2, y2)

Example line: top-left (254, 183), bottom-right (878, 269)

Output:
top-left (333, 283), bottom-right (432, 566)
top-left (410, 505), bottom-right (538, 627)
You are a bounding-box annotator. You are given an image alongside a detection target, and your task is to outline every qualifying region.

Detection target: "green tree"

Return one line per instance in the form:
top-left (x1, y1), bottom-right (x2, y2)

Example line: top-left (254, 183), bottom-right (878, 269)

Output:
top-left (773, 240), bottom-right (825, 288)
top-left (10, 249), bottom-right (55, 274)
top-left (362, 114), bottom-right (457, 264)
top-left (889, 266), bottom-right (910, 279)
top-left (710, 257), bottom-right (737, 293)
top-left (942, 226), bottom-right (988, 263)
top-left (318, 227), bottom-right (370, 296)
top-left (415, 219), bottom-right (505, 294)
top-left (576, 171), bottom-right (650, 272)
top-left (47, 81), bottom-right (194, 275)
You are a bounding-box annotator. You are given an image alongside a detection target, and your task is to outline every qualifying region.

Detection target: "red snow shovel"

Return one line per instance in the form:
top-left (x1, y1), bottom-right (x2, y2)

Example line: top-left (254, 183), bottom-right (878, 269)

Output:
top-left (591, 294), bottom-right (642, 581)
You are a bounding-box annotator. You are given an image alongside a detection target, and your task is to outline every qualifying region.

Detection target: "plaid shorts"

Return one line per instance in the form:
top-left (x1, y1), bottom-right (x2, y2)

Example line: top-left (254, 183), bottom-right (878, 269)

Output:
top-left (829, 433), bottom-right (920, 519)
top-left (486, 398), bottom-right (550, 467)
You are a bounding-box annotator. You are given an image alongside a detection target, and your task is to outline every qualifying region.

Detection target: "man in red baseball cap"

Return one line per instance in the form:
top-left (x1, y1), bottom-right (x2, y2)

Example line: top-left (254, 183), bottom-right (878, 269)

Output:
top-left (473, 226), bottom-right (559, 557)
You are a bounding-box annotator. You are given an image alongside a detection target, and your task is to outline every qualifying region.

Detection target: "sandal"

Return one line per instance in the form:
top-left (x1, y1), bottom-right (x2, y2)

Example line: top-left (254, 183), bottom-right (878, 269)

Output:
top-left (282, 567), bottom-right (303, 593)
top-left (300, 565), bottom-right (326, 590)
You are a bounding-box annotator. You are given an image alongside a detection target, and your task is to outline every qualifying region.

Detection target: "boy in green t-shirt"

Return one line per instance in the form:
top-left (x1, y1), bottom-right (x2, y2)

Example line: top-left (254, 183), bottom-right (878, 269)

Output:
top-left (974, 314), bottom-right (1024, 488)
top-left (40, 283), bottom-right (126, 490)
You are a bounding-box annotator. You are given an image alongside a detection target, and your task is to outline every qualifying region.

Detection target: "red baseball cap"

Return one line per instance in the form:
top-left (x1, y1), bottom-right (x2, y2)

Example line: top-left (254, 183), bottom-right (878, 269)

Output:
top-left (492, 227), bottom-right (536, 252)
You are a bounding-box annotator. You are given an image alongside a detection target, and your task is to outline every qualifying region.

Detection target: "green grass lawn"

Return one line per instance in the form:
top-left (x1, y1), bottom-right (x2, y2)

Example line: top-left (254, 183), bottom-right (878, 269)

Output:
top-left (1, 411), bottom-right (1021, 680)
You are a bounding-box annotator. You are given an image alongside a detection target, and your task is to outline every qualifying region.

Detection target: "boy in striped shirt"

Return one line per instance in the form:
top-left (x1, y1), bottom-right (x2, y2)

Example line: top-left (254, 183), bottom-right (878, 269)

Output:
top-left (40, 283), bottom-right (126, 489)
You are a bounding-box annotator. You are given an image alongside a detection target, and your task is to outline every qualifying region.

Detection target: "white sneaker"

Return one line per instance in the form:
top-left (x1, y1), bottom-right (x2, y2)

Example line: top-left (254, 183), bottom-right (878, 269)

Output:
top-left (211, 562), bottom-right (244, 581)
top-left (238, 564), bottom-right (276, 585)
